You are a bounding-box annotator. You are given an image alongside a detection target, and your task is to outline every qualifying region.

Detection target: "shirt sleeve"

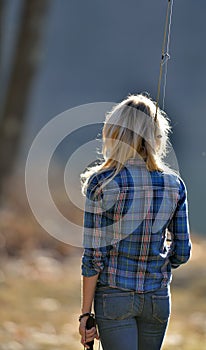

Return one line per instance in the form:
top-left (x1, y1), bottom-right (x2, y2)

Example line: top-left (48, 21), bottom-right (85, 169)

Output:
top-left (81, 174), bottom-right (112, 277)
top-left (168, 178), bottom-right (192, 268)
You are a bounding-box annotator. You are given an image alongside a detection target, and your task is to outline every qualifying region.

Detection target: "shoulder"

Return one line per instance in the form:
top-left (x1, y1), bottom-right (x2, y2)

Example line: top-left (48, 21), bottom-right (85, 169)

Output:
top-left (167, 173), bottom-right (187, 193)
top-left (150, 170), bottom-right (187, 202)
top-left (87, 168), bottom-right (114, 187)
top-left (160, 169), bottom-right (187, 189)
top-left (161, 171), bottom-right (188, 203)
top-left (86, 169), bottom-right (115, 199)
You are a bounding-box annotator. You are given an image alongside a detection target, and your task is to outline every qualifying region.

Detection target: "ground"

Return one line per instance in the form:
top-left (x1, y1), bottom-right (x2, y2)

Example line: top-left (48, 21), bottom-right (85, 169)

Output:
top-left (0, 238), bottom-right (205, 350)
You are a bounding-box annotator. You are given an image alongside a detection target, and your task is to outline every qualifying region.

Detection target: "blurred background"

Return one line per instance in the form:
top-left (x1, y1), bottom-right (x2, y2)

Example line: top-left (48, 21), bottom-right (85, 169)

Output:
top-left (0, 1), bottom-right (205, 349)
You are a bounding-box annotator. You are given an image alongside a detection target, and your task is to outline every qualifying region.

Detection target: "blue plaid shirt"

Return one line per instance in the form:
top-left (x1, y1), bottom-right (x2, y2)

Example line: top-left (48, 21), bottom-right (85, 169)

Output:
top-left (81, 158), bottom-right (191, 293)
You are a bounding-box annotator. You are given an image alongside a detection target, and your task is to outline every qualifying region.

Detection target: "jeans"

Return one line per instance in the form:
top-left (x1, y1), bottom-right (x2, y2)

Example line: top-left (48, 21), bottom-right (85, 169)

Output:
top-left (94, 286), bottom-right (171, 350)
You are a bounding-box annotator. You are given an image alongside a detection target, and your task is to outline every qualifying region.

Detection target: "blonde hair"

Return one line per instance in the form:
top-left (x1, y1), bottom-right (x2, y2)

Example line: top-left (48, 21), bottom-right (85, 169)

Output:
top-left (81, 94), bottom-right (172, 195)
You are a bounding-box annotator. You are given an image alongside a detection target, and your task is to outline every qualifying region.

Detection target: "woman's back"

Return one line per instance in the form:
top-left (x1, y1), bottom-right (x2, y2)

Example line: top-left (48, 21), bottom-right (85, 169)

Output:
top-left (83, 157), bottom-right (190, 292)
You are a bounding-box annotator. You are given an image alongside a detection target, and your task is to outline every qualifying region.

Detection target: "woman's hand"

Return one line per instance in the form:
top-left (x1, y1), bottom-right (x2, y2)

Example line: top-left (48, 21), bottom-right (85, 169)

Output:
top-left (79, 316), bottom-right (99, 349)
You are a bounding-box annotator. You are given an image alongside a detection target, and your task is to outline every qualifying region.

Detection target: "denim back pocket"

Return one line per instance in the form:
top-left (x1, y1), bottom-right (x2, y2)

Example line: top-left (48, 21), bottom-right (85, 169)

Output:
top-left (152, 295), bottom-right (171, 323)
top-left (103, 292), bottom-right (134, 320)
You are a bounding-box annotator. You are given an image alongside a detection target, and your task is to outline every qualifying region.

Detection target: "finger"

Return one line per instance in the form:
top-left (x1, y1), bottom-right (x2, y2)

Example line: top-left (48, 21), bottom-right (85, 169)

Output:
top-left (81, 337), bottom-right (90, 348)
top-left (86, 327), bottom-right (96, 335)
top-left (86, 333), bottom-right (98, 342)
top-left (86, 328), bottom-right (99, 339)
top-left (84, 328), bottom-right (99, 342)
top-left (86, 331), bottom-right (96, 340)
top-left (79, 325), bottom-right (86, 333)
top-left (84, 338), bottom-right (94, 345)
top-left (82, 338), bottom-right (91, 349)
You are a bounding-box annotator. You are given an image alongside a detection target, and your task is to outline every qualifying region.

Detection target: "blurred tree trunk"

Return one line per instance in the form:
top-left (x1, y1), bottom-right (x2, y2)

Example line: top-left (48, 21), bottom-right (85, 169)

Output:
top-left (0, 0), bottom-right (49, 200)
top-left (0, 1), bottom-right (4, 94)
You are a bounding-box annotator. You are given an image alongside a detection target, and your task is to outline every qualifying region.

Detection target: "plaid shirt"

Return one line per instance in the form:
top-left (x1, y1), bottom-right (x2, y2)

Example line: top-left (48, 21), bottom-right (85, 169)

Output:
top-left (81, 157), bottom-right (191, 293)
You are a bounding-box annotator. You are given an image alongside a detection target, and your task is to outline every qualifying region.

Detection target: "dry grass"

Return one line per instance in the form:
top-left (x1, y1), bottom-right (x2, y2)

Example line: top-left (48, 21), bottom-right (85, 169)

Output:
top-left (164, 239), bottom-right (206, 350)
top-left (0, 239), bottom-right (205, 350)
top-left (0, 253), bottom-right (82, 350)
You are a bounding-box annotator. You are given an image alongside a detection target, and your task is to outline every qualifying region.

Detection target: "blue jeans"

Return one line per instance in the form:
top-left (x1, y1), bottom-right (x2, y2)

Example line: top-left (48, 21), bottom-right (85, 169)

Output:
top-left (94, 286), bottom-right (171, 350)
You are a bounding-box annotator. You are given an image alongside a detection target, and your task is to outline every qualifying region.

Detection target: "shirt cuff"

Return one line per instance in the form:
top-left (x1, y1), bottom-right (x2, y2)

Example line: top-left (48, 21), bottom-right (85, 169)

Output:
top-left (82, 267), bottom-right (100, 277)
top-left (81, 251), bottom-right (105, 277)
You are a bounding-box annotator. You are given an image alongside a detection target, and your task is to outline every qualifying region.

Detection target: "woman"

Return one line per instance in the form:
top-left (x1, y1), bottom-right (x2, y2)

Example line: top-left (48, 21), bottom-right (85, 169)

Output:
top-left (79, 94), bottom-right (191, 350)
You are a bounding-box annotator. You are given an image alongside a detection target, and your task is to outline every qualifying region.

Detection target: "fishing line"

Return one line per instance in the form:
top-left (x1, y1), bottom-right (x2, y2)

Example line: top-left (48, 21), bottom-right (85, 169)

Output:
top-left (155, 0), bottom-right (174, 120)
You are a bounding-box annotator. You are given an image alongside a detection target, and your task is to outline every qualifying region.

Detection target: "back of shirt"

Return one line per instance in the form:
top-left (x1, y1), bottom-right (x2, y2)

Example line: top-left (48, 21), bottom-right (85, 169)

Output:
top-left (82, 157), bottom-right (191, 292)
